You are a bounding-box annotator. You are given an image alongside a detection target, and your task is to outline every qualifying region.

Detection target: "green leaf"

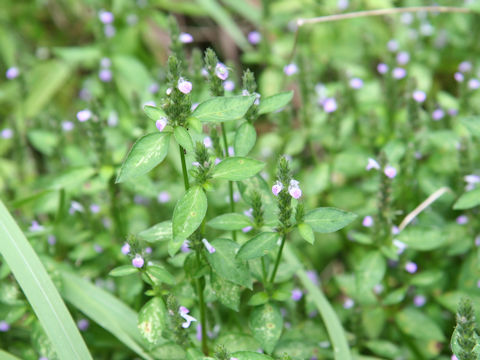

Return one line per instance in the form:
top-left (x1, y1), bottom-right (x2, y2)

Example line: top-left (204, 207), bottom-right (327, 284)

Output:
top-left (137, 221), bottom-right (172, 242)
top-left (0, 200), bottom-right (92, 360)
top-left (191, 95), bottom-right (256, 123)
top-left (397, 227), bottom-right (447, 251)
top-left (211, 272), bottom-right (241, 311)
top-left (24, 60), bottom-right (71, 118)
top-left (212, 157), bottom-right (265, 181)
top-left (113, 55), bottom-right (151, 103)
top-left (453, 187), bottom-right (480, 210)
top-left (174, 126), bottom-right (194, 154)
top-left (27, 130), bottom-right (58, 156)
top-left (395, 308), bottom-right (445, 341)
top-left (206, 238), bottom-right (252, 289)
top-left (297, 223), bottom-right (315, 244)
top-left (116, 132), bottom-right (171, 183)
top-left (40, 167), bottom-right (96, 191)
top-left (60, 271), bottom-right (154, 360)
top-left (138, 297), bottom-right (167, 345)
top-left (460, 116), bottom-right (480, 138)
top-left (234, 122), bottom-right (257, 156)
top-left (144, 105), bottom-right (166, 121)
top-left (171, 186), bottom-right (208, 256)
top-left (258, 91), bottom-right (294, 115)
top-left (382, 287), bottom-right (407, 306)
top-left (355, 251), bottom-right (386, 304)
top-left (146, 264), bottom-right (175, 286)
top-left (236, 232), bottom-right (279, 261)
top-left (230, 351), bottom-right (273, 360)
top-left (248, 303), bottom-right (283, 354)
top-left (109, 265), bottom-right (138, 277)
top-left (304, 207), bottom-right (357, 233)
top-left (0, 350), bottom-right (22, 360)
top-left (248, 292), bottom-right (269, 306)
top-left (207, 213), bottom-right (252, 230)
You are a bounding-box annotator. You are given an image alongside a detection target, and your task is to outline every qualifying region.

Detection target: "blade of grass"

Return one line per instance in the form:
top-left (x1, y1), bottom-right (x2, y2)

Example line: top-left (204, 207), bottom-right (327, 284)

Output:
top-left (221, 0), bottom-right (261, 25)
top-left (283, 244), bottom-right (352, 360)
top-left (59, 270), bottom-right (155, 360)
top-left (0, 350), bottom-right (22, 360)
top-left (0, 199), bottom-right (92, 360)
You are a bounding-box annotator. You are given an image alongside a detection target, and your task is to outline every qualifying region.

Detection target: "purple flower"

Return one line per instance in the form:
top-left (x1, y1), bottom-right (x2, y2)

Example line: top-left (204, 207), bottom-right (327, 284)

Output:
top-left (401, 12), bottom-right (413, 25)
top-left (432, 108), bottom-right (444, 121)
top-left (223, 80), bottom-right (235, 91)
top-left (1, 128), bottom-right (13, 139)
top-left (47, 235), bottom-right (56, 245)
top-left (283, 63), bottom-right (298, 76)
top-left (454, 72), bottom-right (464, 82)
top-left (393, 240), bottom-right (407, 254)
top-left (179, 32), bottom-right (193, 44)
top-left (291, 288), bottom-right (303, 301)
top-left (349, 77), bottom-right (363, 89)
top-left (69, 201), bottom-right (84, 215)
top-left (29, 220), bottom-right (44, 232)
top-left (248, 31), bottom-right (261, 45)
top-left (475, 235), bottom-right (480, 247)
top-left (413, 295), bottom-right (426, 307)
top-left (104, 24), bottom-right (116, 37)
top-left (288, 179), bottom-right (302, 199)
top-left (99, 69), bottom-right (112, 82)
top-left (465, 174), bottom-right (480, 185)
top-left (242, 226), bottom-right (253, 233)
top-left (343, 298), bottom-right (354, 309)
top-left (77, 319), bottom-right (90, 331)
top-left (99, 10), bottom-right (114, 24)
top-left (373, 284), bottom-right (384, 294)
top-left (156, 117), bottom-right (168, 132)
top-left (228, 146), bottom-right (234, 156)
top-left (178, 78), bottom-right (192, 94)
top-left (448, 109), bottom-right (458, 117)
top-left (77, 109), bottom-right (92, 122)
top-left (214, 157), bottom-right (221, 165)
top-left (362, 216), bottom-right (374, 227)
top-left (6, 67), bottom-right (19, 79)
top-left (157, 191), bottom-right (170, 203)
top-left (412, 90), bottom-right (426, 103)
top-left (469, 78), bottom-right (480, 90)
top-left (405, 261), bottom-right (418, 274)
top-left (202, 238), bottom-right (216, 254)
top-left (196, 323), bottom-right (202, 341)
top-left (391, 226), bottom-right (400, 235)
top-left (456, 215), bottom-right (469, 225)
top-left (181, 240), bottom-right (191, 253)
top-left (452, 355), bottom-right (459, 360)
top-left (132, 254), bottom-right (144, 268)
top-left (100, 57), bottom-right (111, 68)
top-left (377, 63), bottom-right (389, 74)
top-left (323, 98), bottom-right (337, 113)
top-left (145, 247), bottom-right (152, 254)
top-left (0, 321), bottom-right (10, 332)
top-left (215, 63), bottom-right (229, 80)
top-left (384, 165), bottom-right (397, 179)
top-left (179, 306), bottom-right (197, 328)
top-left (272, 181), bottom-right (283, 196)
top-left (396, 51), bottom-right (410, 65)
top-left (337, 0), bottom-right (349, 10)
top-left (90, 204), bottom-right (100, 213)
top-left (366, 158), bottom-right (380, 171)
top-left (203, 137), bottom-right (212, 148)
top-left (387, 39), bottom-right (399, 52)
top-left (62, 121), bottom-right (74, 132)
top-left (148, 83), bottom-right (159, 94)
top-left (94, 244), bottom-right (103, 253)
top-left (392, 67), bottom-right (407, 79)
top-left (459, 61), bottom-right (472, 73)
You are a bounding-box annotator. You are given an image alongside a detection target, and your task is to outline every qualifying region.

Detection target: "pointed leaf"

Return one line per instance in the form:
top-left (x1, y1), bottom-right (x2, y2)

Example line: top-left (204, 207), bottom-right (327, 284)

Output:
top-left (355, 251), bottom-right (386, 304)
top-left (397, 227), bottom-right (447, 251)
top-left (109, 265), bottom-right (138, 277)
top-left (137, 221), bottom-right (172, 242)
top-left (236, 232), bottom-right (279, 261)
top-left (395, 308), bottom-right (445, 341)
top-left (258, 91), bottom-right (294, 115)
top-left (234, 122), bottom-right (256, 156)
top-left (146, 265), bottom-right (175, 285)
top-left (212, 157), bottom-right (265, 181)
top-left (297, 223), bottom-right (315, 244)
top-left (144, 105), bottom-right (166, 120)
top-left (138, 297), bottom-right (167, 345)
top-left (207, 213), bottom-right (252, 230)
top-left (248, 303), bottom-right (283, 354)
top-left (174, 126), bottom-right (194, 154)
top-left (211, 272), bottom-right (241, 311)
top-left (116, 133), bottom-right (171, 183)
top-left (304, 207), bottom-right (357, 233)
top-left (453, 187), bottom-right (480, 210)
top-left (191, 95), bottom-right (256, 123)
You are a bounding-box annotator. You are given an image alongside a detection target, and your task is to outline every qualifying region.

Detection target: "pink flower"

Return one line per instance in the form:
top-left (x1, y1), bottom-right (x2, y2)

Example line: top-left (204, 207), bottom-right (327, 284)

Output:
top-left (223, 80), bottom-right (235, 91)
top-left (178, 78), bottom-right (192, 94)
top-left (362, 216), bottom-right (374, 227)
top-left (323, 98), bottom-right (337, 113)
top-left (156, 117), bottom-right (167, 132)
top-left (396, 51), bottom-right (410, 65)
top-left (6, 67), bottom-right (19, 79)
top-left (366, 158), bottom-right (380, 171)
top-left (387, 39), bottom-right (399, 52)
top-left (405, 261), bottom-right (417, 274)
top-left (179, 32), bottom-right (193, 43)
top-left (1, 128), bottom-right (13, 139)
top-left (202, 238), bottom-right (216, 254)
top-left (343, 298), bottom-right (354, 309)
top-left (469, 78), bottom-right (480, 90)
top-left (248, 31), bottom-right (261, 45)
top-left (284, 63), bottom-right (298, 76)
top-left (392, 67), bottom-right (406, 79)
top-left (412, 90), bottom-right (426, 103)
top-left (215, 63), bottom-right (229, 80)
top-left (349, 77), bottom-right (363, 89)
top-left (179, 306), bottom-right (197, 328)
top-left (203, 137), bottom-right (212, 148)
top-left (454, 72), bottom-right (464, 82)
top-left (377, 63), bottom-right (388, 74)
top-left (459, 61), bottom-right (472, 73)
top-left (272, 181), bottom-right (283, 196)
top-left (98, 10), bottom-right (114, 24)
top-left (132, 254), bottom-right (144, 268)
top-left (99, 69), bottom-right (112, 82)
top-left (384, 165), bottom-right (397, 179)
top-left (291, 289), bottom-right (303, 301)
top-left (76, 109), bottom-right (92, 122)
top-left (288, 179), bottom-right (302, 199)
top-left (121, 243), bottom-right (130, 255)
top-left (157, 191), bottom-right (170, 203)
top-left (242, 226), bottom-right (253, 233)
top-left (432, 108), bottom-right (444, 121)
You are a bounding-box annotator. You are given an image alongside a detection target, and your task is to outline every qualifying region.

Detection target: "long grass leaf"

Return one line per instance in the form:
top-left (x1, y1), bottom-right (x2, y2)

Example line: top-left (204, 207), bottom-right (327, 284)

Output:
top-left (0, 349), bottom-right (22, 360)
top-left (0, 199), bottom-right (92, 360)
top-left (283, 244), bottom-right (352, 360)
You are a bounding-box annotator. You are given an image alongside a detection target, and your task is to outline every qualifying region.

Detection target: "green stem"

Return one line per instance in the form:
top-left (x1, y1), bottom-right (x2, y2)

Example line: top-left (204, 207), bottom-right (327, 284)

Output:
top-left (179, 145), bottom-right (190, 190)
top-left (261, 257), bottom-right (268, 285)
top-left (195, 251), bottom-right (208, 355)
top-left (269, 233), bottom-right (286, 285)
top-left (220, 123), bottom-right (237, 241)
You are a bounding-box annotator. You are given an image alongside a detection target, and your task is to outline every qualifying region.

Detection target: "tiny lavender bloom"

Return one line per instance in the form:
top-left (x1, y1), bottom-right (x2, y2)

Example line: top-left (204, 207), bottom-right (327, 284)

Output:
top-left (99, 69), bottom-right (112, 82)
top-left (288, 179), bottom-right (302, 199)
top-left (391, 226), bottom-right (400, 235)
top-left (393, 239), bottom-right (407, 254)
top-left (283, 63), bottom-right (298, 76)
top-left (337, 0), bottom-right (349, 10)
top-left (387, 39), bottom-right (399, 52)
top-left (468, 78), bottom-right (480, 90)
top-left (157, 191), bottom-right (171, 203)
top-left (454, 72), bottom-right (464, 82)
top-left (242, 226), bottom-right (253, 233)
top-left (104, 24), bottom-right (116, 37)
top-left (145, 247), bottom-right (152, 254)
top-left (366, 158), bottom-right (380, 171)
top-left (291, 288), bottom-right (303, 301)
top-left (90, 204), bottom-right (100, 213)
top-left (456, 215), bottom-right (469, 225)
top-left (248, 31), bottom-right (261, 45)
top-left (203, 137), bottom-right (212, 148)
top-left (432, 108), bottom-right (444, 121)
top-left (47, 235), bottom-right (56, 245)
top-left (362, 216), bottom-right (374, 227)
top-left (179, 32), bottom-right (193, 43)
top-left (132, 254), bottom-right (144, 268)
top-left (343, 298), bottom-right (355, 309)
top-left (377, 63), bottom-right (389, 74)
top-left (0, 321), bottom-right (10, 332)
top-left (349, 77), bottom-right (363, 89)
top-left (405, 261), bottom-right (418, 274)
top-left (384, 165), bottom-right (397, 179)
top-left (98, 10), bottom-right (114, 24)
top-left (177, 78), bottom-right (192, 94)
top-left (94, 244), bottom-right (103, 253)
top-left (228, 146), bottom-right (234, 156)
top-left (323, 98), bottom-right (337, 113)
top-left (77, 319), bottom-right (90, 331)
top-left (392, 67), bottom-right (407, 79)
top-left (223, 80), bottom-right (235, 91)
top-left (69, 201), bottom-right (84, 215)
top-left (6, 67), bottom-right (19, 79)
top-left (459, 61), bottom-right (472, 73)
top-left (1, 128), bottom-right (13, 139)
top-left (202, 238), bottom-right (216, 254)
top-left (181, 240), bottom-right (191, 253)
top-left (396, 51), bottom-right (410, 65)
top-left (272, 181), bottom-right (283, 196)
top-left (179, 306), bottom-right (197, 328)
top-left (100, 57), bottom-right (111, 68)
top-left (156, 117), bottom-right (168, 132)
top-left (76, 109), bottom-right (92, 122)
top-left (413, 295), bottom-right (426, 307)
top-left (412, 90), bottom-right (426, 103)
top-left (62, 121), bottom-right (74, 132)
top-left (29, 220), bottom-right (44, 232)
top-left (215, 63), bottom-right (229, 80)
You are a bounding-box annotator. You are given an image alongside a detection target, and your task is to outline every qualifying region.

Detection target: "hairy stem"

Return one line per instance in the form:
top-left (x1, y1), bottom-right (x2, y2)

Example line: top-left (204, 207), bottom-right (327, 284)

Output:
top-left (269, 234), bottom-right (286, 286)
top-left (179, 145), bottom-right (190, 190)
top-left (195, 251), bottom-right (208, 355)
top-left (220, 123), bottom-right (237, 241)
